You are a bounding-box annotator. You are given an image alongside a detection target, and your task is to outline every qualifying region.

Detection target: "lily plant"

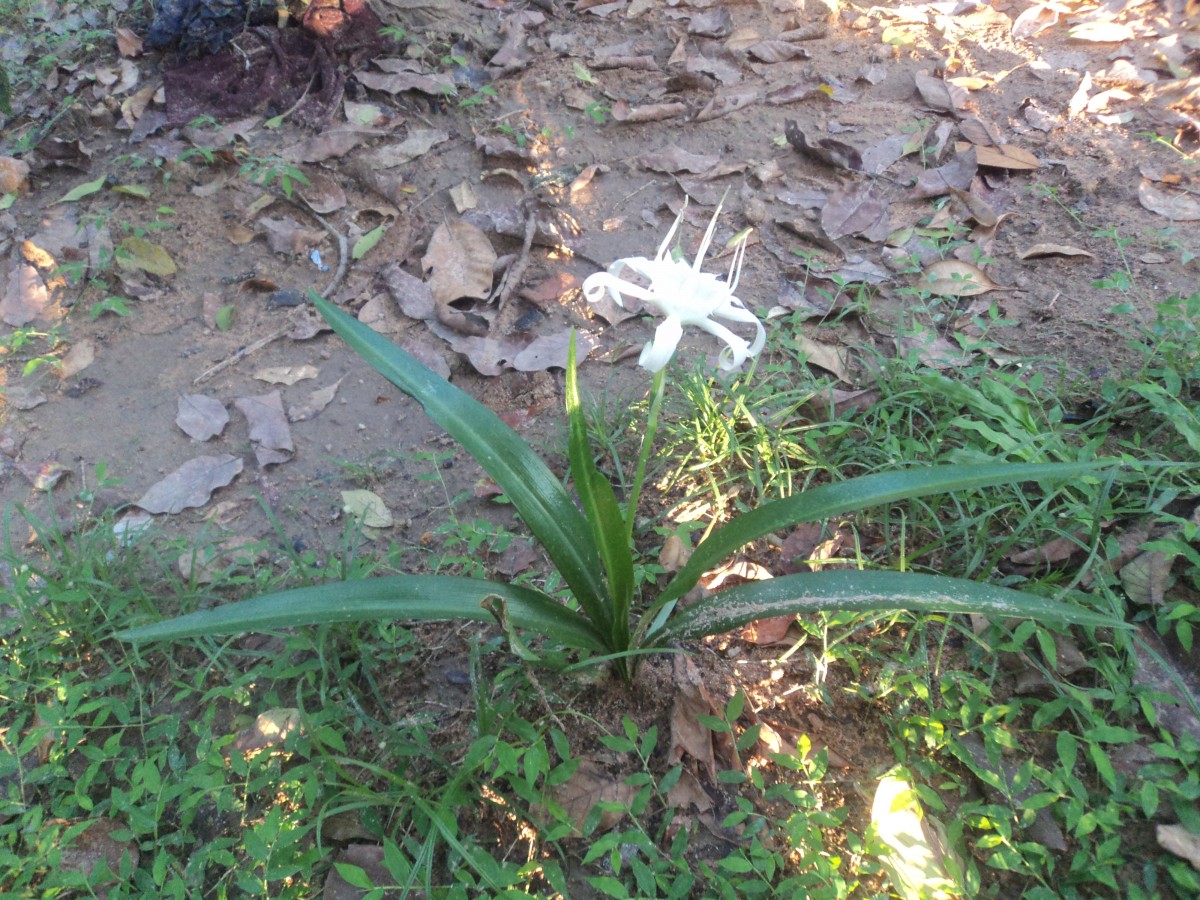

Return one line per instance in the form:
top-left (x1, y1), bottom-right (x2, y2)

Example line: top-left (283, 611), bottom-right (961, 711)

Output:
top-left (120, 204), bottom-right (1125, 681)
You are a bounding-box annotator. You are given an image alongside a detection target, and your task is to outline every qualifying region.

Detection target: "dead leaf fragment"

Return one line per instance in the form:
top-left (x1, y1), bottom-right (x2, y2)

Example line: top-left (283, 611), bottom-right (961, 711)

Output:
top-left (962, 143), bottom-right (1040, 170)
top-left (176, 394), bottom-right (229, 441)
top-left (1, 253), bottom-right (52, 326)
top-left (288, 376), bottom-right (344, 422)
top-left (784, 120), bottom-right (862, 172)
top-left (554, 759), bottom-right (635, 834)
top-left (235, 391), bottom-right (294, 466)
top-left (1158, 825), bottom-right (1200, 871)
top-left (919, 260), bottom-right (999, 297)
top-left (254, 364), bottom-right (318, 385)
top-left (1138, 182), bottom-right (1200, 222)
top-left (136, 455), bottom-right (243, 514)
top-left (0, 156), bottom-right (31, 194)
top-left (821, 183), bottom-right (889, 241)
top-left (342, 489), bottom-right (394, 528)
top-left (914, 73), bottom-right (968, 115)
top-left (1019, 243), bottom-right (1094, 260)
top-left (56, 818), bottom-right (139, 887)
top-left (235, 708), bottom-right (301, 753)
top-left (59, 339), bottom-right (95, 378)
top-left (422, 220), bottom-right (496, 306)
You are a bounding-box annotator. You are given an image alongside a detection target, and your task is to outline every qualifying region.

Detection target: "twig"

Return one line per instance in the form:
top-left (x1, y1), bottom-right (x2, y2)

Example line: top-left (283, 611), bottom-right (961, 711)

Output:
top-left (192, 324), bottom-right (293, 385)
top-left (494, 204), bottom-right (538, 313)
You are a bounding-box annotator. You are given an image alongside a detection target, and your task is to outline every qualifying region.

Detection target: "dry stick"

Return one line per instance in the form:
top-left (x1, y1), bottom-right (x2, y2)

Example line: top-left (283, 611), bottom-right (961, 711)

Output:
top-left (494, 205), bottom-right (538, 314)
top-left (193, 202), bottom-right (348, 385)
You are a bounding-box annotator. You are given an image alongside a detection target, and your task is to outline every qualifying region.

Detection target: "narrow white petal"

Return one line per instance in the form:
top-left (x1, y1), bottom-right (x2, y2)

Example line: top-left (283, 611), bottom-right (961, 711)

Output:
top-left (638, 317), bottom-right (684, 372)
top-left (693, 198), bottom-right (725, 272)
top-left (655, 199), bottom-right (688, 263)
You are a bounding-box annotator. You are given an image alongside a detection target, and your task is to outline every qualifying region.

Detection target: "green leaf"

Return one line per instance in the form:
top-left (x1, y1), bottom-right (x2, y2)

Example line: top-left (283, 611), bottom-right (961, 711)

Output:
top-left (334, 863), bottom-right (374, 889)
top-left (352, 224), bottom-right (388, 261)
top-left (566, 333), bottom-right (631, 647)
top-left (117, 575), bottom-right (607, 651)
top-left (643, 461), bottom-right (1113, 631)
top-left (0, 193), bottom-right (14, 211)
top-left (215, 304), bottom-right (235, 332)
top-left (112, 184), bottom-right (152, 199)
top-left (116, 236), bottom-right (177, 277)
top-left (56, 174), bottom-right (107, 203)
top-left (309, 294), bottom-right (612, 635)
top-left (651, 570), bottom-right (1127, 645)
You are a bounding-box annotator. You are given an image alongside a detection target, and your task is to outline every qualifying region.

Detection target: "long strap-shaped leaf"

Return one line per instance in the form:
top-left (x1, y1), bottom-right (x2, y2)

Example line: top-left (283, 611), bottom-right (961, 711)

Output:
top-left (311, 294), bottom-right (612, 635)
top-left (641, 461), bottom-right (1109, 632)
top-left (565, 334), bottom-right (634, 651)
top-left (118, 575), bottom-right (608, 651)
top-left (651, 569), bottom-right (1127, 645)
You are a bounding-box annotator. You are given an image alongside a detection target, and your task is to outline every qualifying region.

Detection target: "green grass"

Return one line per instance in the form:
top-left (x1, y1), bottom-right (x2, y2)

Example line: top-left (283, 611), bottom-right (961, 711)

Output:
top-left (3, 288), bottom-right (1199, 895)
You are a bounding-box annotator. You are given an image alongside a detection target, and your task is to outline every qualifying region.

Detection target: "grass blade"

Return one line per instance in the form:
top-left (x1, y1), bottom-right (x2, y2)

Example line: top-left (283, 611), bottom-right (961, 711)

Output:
top-left (651, 569), bottom-right (1127, 644)
top-left (311, 294), bottom-right (612, 633)
top-left (118, 575), bottom-right (608, 652)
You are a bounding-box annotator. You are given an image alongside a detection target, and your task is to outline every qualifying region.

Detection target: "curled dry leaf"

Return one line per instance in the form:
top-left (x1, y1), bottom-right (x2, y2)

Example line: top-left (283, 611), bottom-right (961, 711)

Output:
top-left (553, 759), bottom-right (635, 834)
top-left (747, 40), bottom-right (811, 62)
top-left (59, 339), bottom-right (95, 378)
top-left (176, 393), bottom-right (229, 441)
top-left (914, 72), bottom-right (968, 115)
top-left (911, 147), bottom-right (977, 199)
top-left (365, 128), bottom-right (450, 169)
top-left (696, 87), bottom-right (761, 122)
top-left (919, 260), bottom-right (999, 297)
top-left (136, 454), bottom-right (243, 515)
top-left (1138, 181), bottom-right (1200, 222)
top-left (785, 119), bottom-right (863, 171)
top-left (950, 188), bottom-right (998, 227)
top-left (422, 220), bottom-right (497, 306)
top-left (610, 100), bottom-right (688, 123)
top-left (1019, 243), bottom-right (1094, 260)
top-left (659, 534), bottom-right (692, 572)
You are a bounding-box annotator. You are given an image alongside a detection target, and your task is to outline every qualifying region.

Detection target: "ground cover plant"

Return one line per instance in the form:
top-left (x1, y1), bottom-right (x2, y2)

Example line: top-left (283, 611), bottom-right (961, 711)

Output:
top-left (3, 0), bottom-right (1200, 897)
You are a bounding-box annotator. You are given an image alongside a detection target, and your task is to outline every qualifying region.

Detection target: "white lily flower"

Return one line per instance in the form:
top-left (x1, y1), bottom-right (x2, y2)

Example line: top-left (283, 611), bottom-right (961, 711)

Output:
top-left (582, 199), bottom-right (765, 373)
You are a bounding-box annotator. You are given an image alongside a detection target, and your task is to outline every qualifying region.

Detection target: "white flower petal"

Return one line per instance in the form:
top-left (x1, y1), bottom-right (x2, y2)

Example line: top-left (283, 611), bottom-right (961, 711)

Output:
top-left (639, 317), bottom-right (684, 373)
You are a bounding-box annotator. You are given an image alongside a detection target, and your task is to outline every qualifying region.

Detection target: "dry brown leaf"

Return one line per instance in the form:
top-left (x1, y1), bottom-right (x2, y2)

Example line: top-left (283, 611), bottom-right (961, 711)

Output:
top-left (1019, 243), bottom-right (1094, 260)
top-left (2, 251), bottom-right (53, 327)
top-left (958, 143), bottom-right (1040, 170)
top-left (136, 455), bottom-right (243, 514)
top-left (383, 263), bottom-right (436, 320)
top-left (115, 26), bottom-right (143, 57)
top-left (56, 818), bottom-right (140, 887)
top-left (355, 69), bottom-right (455, 96)
top-left (747, 40), bottom-right (811, 63)
top-left (422, 220), bottom-right (496, 306)
top-left (914, 73), bottom-right (968, 115)
top-left (1011, 2), bottom-right (1059, 40)
top-left (16, 459), bottom-right (71, 491)
top-left (695, 87), bottom-right (760, 122)
top-left (176, 394), bottom-right (229, 441)
top-left (235, 708), bottom-right (301, 753)
top-left (821, 183), bottom-right (889, 241)
top-left (659, 534), bottom-right (692, 572)
top-left (611, 100), bottom-right (688, 123)
top-left (342, 489), bottom-right (394, 528)
top-left (298, 171), bottom-right (347, 214)
top-left (59, 339), bottom-right (95, 378)
top-left (669, 656), bottom-right (728, 781)
top-left (950, 188), bottom-right (998, 227)
top-left (919, 260), bottom-right (999, 296)
top-left (365, 129), bottom-right (450, 169)
top-left (1070, 21), bottom-right (1135, 43)
top-left (289, 376), bottom-right (345, 422)
top-left (1121, 549), bottom-right (1174, 607)
top-left (324, 845), bottom-right (392, 899)
top-left (1158, 825), bottom-right (1200, 872)
top-left (0, 156), bottom-right (31, 193)
top-left (511, 331), bottom-right (598, 372)
top-left (179, 535), bottom-right (266, 583)
top-left (254, 365), bottom-right (318, 385)
top-left (259, 217), bottom-right (325, 256)
top-left (784, 120), bottom-right (862, 172)
top-left (794, 333), bottom-right (851, 381)
top-left (740, 615), bottom-right (794, 645)
top-left (554, 759), bottom-right (635, 834)
top-left (282, 130), bottom-right (374, 163)
top-left (911, 148), bottom-right (978, 199)
top-left (235, 391), bottom-right (294, 466)
top-left (1138, 182), bottom-right (1200, 222)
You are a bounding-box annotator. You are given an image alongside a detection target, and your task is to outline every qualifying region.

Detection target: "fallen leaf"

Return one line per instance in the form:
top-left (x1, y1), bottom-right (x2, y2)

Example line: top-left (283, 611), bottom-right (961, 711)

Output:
top-left (1121, 548), bottom-right (1174, 607)
top-left (0, 156), bottom-right (31, 193)
top-left (422, 220), bottom-right (496, 306)
top-left (1069, 21), bottom-right (1134, 43)
top-left (235, 392), bottom-right (294, 466)
top-left (636, 147), bottom-right (721, 175)
top-left (1158, 825), bottom-right (1200, 872)
top-left (116, 236), bottom-right (176, 277)
top-left (342, 489), bottom-right (394, 528)
top-left (115, 27), bottom-right (143, 57)
top-left (950, 188), bottom-right (998, 227)
top-left (59, 339), bottom-right (95, 377)
top-left (1068, 71), bottom-right (1093, 119)
top-left (56, 174), bottom-right (106, 204)
top-left (382, 263), bottom-right (436, 320)
top-left (449, 180), bottom-right (477, 213)
top-left (914, 73), bottom-right (968, 115)
top-left (740, 615), bottom-right (794, 645)
top-left (659, 534), bottom-right (691, 572)
top-left (794, 334), bottom-right (851, 381)
top-left (553, 759), bottom-right (635, 834)
top-left (669, 656), bottom-right (729, 781)
top-left (344, 99), bottom-right (390, 127)
top-left (324, 845), bottom-right (393, 899)
top-left (363, 129), bottom-right (450, 169)
top-left (784, 120), bottom-right (862, 172)
top-left (259, 217), bottom-right (324, 256)
top-left (55, 818), bottom-right (139, 887)
top-left (176, 394), bottom-right (229, 441)
top-left (747, 40), bottom-right (811, 62)
top-left (355, 69), bottom-right (455, 96)
top-left (1011, 2), bottom-right (1059, 40)
top-left (179, 534), bottom-right (265, 583)
top-left (1019, 243), bottom-right (1094, 260)
top-left (288, 376), bottom-right (344, 422)
top-left (1137, 182), bottom-right (1200, 222)
top-left (919, 260), bottom-right (999, 297)
top-left (965, 143), bottom-right (1040, 171)
top-left (254, 365), bottom-right (318, 385)
top-left (610, 100), bottom-right (688, 123)
top-left (16, 459), bottom-right (71, 491)
top-left (821, 183), bottom-right (889, 241)
top-left (911, 148), bottom-right (978, 199)
top-left (297, 171), bottom-right (347, 214)
top-left (234, 708), bottom-right (301, 753)
top-left (2, 252), bottom-right (52, 326)
top-left (695, 87), bottom-right (760, 122)
top-left (512, 331), bottom-right (598, 372)
top-left (136, 455), bottom-right (243, 514)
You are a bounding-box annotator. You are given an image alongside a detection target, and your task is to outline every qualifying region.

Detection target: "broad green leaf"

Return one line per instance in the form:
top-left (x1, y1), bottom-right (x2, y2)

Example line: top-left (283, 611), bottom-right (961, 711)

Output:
top-left (56, 174), bottom-right (106, 203)
top-left (566, 333), bottom-right (631, 648)
top-left (215, 304), bottom-right (234, 331)
top-left (352, 224), bottom-right (388, 260)
top-left (643, 461), bottom-right (1109, 631)
top-left (0, 193), bottom-right (14, 210)
top-left (309, 294), bottom-right (612, 630)
top-left (117, 575), bottom-right (607, 652)
top-left (650, 570), bottom-right (1127, 645)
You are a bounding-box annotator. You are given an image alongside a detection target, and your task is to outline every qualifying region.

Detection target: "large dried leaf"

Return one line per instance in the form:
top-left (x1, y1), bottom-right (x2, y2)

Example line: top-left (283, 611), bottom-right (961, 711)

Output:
top-left (1011, 2), bottom-right (1059, 40)
top-left (364, 128), bottom-right (450, 169)
top-left (911, 147), bottom-right (977, 199)
top-left (259, 217), bottom-right (324, 256)
top-left (962, 143), bottom-right (1040, 170)
top-left (116, 236), bottom-right (176, 277)
top-left (784, 120), bottom-right (862, 172)
top-left (821, 183), bottom-right (889, 241)
top-left (355, 69), bottom-right (455, 96)
top-left (669, 655), bottom-right (729, 781)
top-left (918, 260), bottom-right (998, 297)
top-left (914, 73), bottom-right (968, 115)
top-left (610, 100), bottom-right (687, 123)
top-left (254, 364), bottom-right (318, 385)
top-left (553, 758), bottom-right (635, 834)
top-left (1069, 21), bottom-right (1134, 43)
top-left (176, 393), bottom-right (229, 441)
top-left (512, 331), bottom-right (598, 372)
top-left (283, 130), bottom-right (373, 163)
top-left (383, 262), bottom-right (436, 320)
top-left (422, 220), bottom-right (496, 306)
top-left (234, 707), bottom-right (301, 753)
top-left (289, 376), bottom-right (345, 422)
top-left (747, 40), bottom-right (811, 63)
top-left (795, 333), bottom-right (851, 381)
top-left (136, 454), bottom-right (243, 514)
top-left (235, 391), bottom-right (294, 466)
top-left (1019, 243), bottom-right (1094, 260)
top-left (1138, 182), bottom-right (1200, 222)
top-left (298, 171), bottom-right (347, 214)
top-left (1, 251), bottom-right (51, 326)
top-left (56, 818), bottom-right (140, 887)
